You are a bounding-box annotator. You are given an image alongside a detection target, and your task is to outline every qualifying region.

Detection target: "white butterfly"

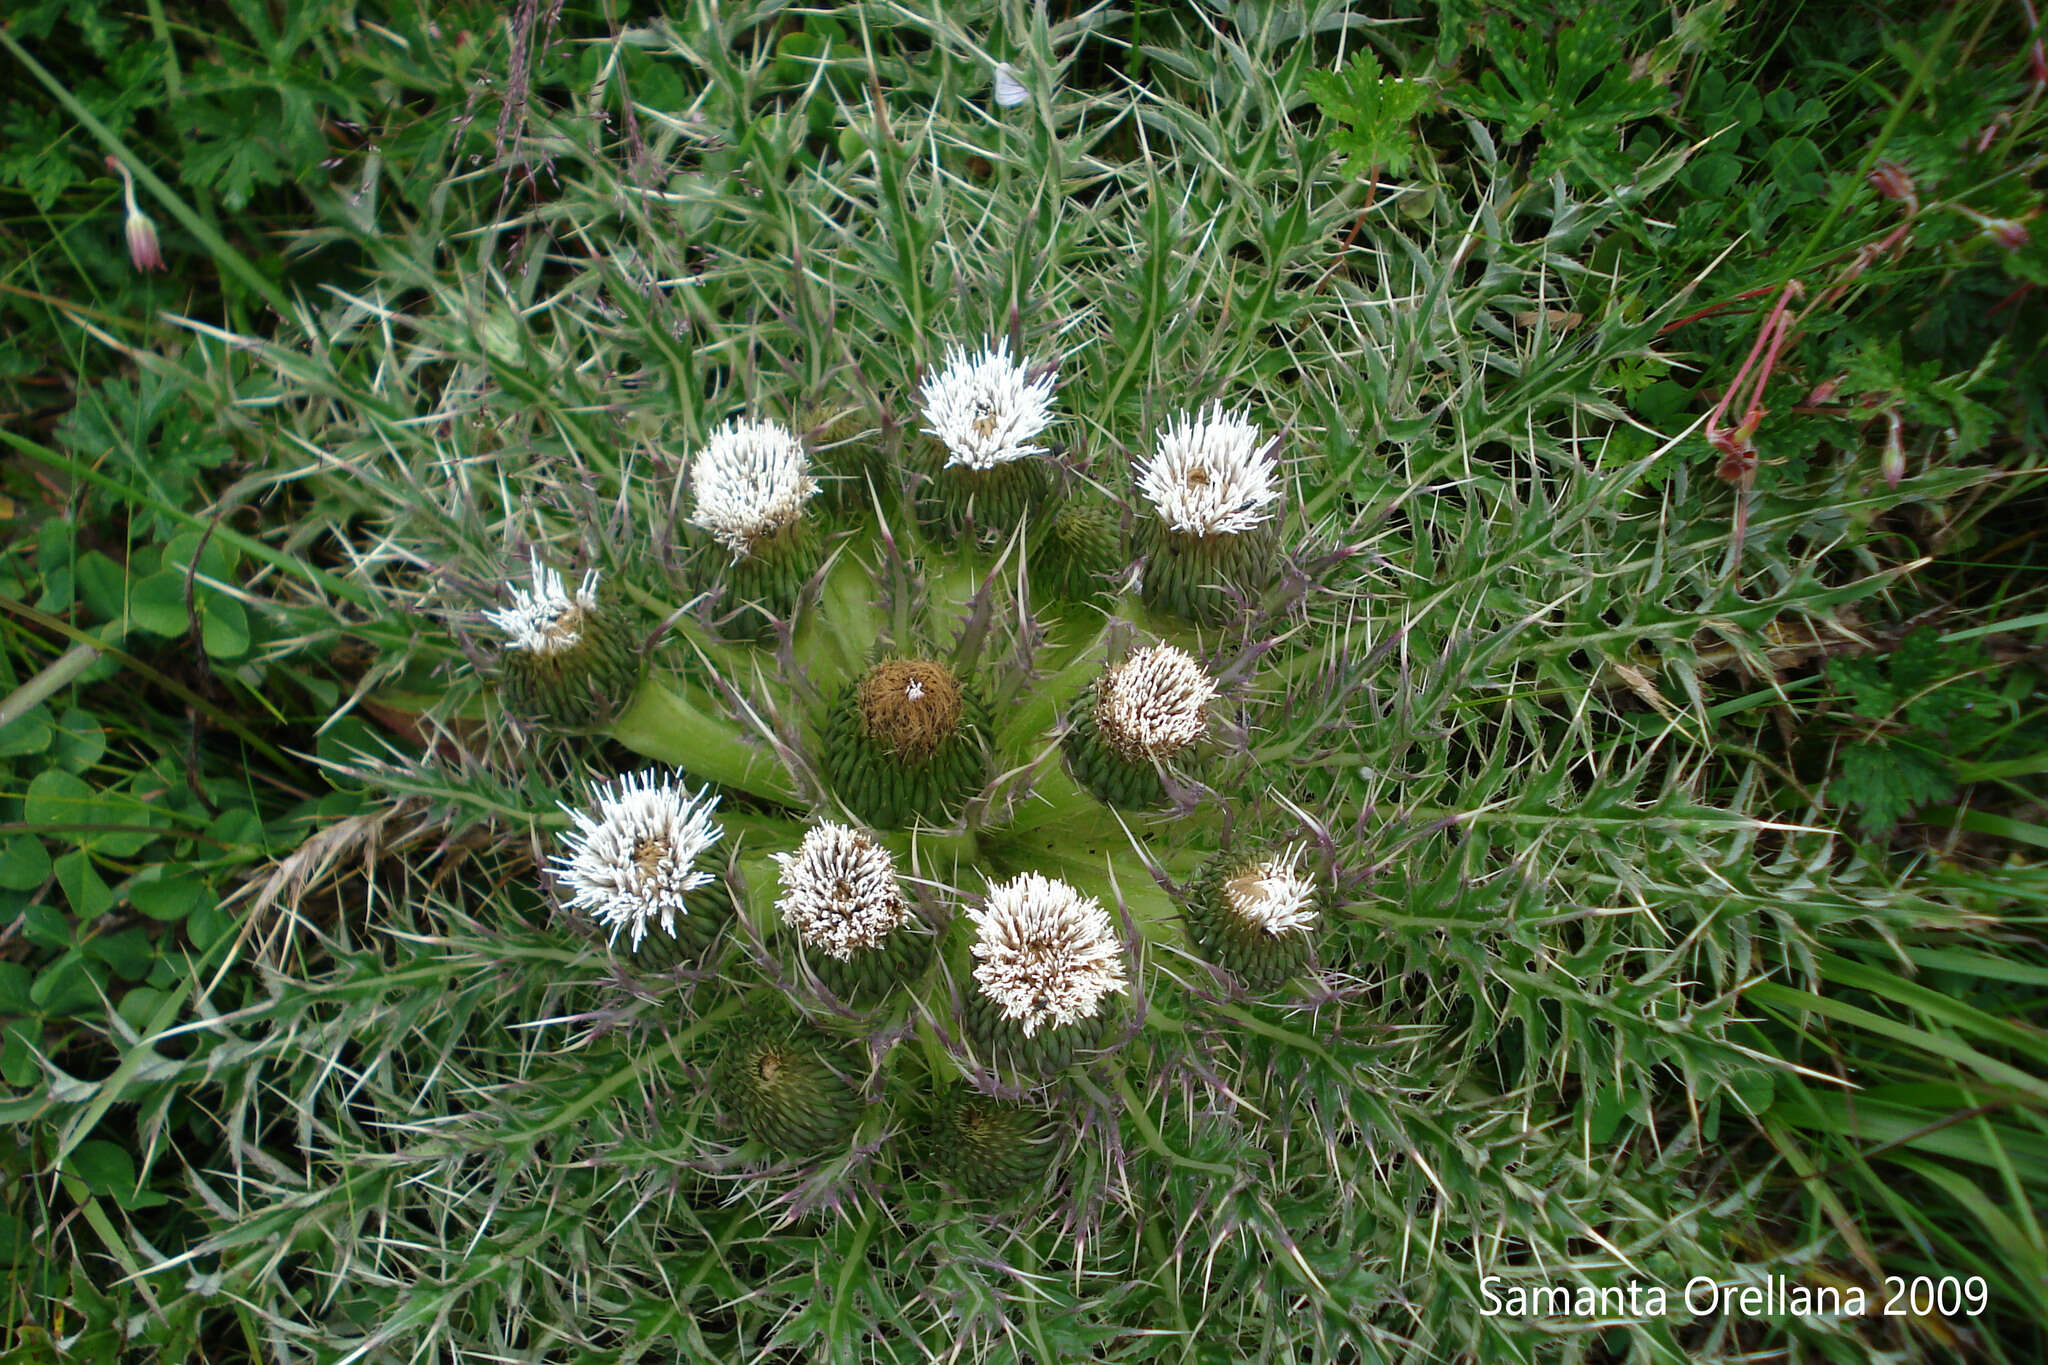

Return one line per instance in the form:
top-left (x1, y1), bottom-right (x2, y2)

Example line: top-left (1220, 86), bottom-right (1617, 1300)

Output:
top-left (993, 62), bottom-right (1029, 108)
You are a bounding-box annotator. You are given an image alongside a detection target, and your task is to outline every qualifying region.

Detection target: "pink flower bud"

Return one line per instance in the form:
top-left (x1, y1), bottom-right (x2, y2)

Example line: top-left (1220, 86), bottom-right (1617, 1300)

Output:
top-left (1868, 161), bottom-right (1916, 208)
top-left (105, 156), bottom-right (166, 273)
top-left (124, 209), bottom-right (165, 272)
top-left (1880, 411), bottom-right (1905, 490)
top-left (1803, 374), bottom-right (1846, 406)
top-left (1986, 218), bottom-right (2030, 250)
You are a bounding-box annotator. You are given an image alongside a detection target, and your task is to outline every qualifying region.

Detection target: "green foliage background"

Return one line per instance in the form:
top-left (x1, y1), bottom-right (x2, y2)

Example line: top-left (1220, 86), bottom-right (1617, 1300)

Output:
top-left (3, 0), bottom-right (2046, 1360)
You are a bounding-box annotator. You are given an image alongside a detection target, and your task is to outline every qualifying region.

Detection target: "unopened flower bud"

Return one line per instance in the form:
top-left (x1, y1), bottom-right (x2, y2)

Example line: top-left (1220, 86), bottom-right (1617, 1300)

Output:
top-left (711, 1020), bottom-right (862, 1155)
top-left (1803, 374), bottom-right (1847, 406)
top-left (106, 157), bottom-right (165, 273)
top-left (1986, 218), bottom-right (2029, 250)
top-left (1880, 410), bottom-right (1906, 490)
top-left (917, 1086), bottom-right (1057, 1197)
top-left (1867, 161), bottom-right (1916, 209)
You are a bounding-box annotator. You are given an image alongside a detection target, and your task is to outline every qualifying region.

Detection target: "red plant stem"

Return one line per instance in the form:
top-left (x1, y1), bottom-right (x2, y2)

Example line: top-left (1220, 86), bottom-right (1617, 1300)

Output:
top-left (2021, 0), bottom-right (2048, 88)
top-left (1706, 283), bottom-right (1794, 440)
top-left (1658, 285), bottom-right (1780, 336)
top-left (1736, 284), bottom-right (1803, 434)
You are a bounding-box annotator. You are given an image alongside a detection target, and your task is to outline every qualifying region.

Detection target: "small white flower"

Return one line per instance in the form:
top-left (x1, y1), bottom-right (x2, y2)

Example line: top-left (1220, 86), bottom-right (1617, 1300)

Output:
top-left (551, 771), bottom-right (724, 950)
top-left (1222, 845), bottom-right (1319, 936)
top-left (1095, 644), bottom-right (1218, 759)
top-left (687, 419), bottom-right (819, 558)
top-left (1136, 403), bottom-right (1280, 536)
top-left (919, 340), bottom-right (1058, 471)
top-left (773, 822), bottom-right (912, 960)
top-left (486, 551), bottom-right (601, 654)
top-left (969, 873), bottom-right (1128, 1037)
top-left (993, 62), bottom-right (1029, 108)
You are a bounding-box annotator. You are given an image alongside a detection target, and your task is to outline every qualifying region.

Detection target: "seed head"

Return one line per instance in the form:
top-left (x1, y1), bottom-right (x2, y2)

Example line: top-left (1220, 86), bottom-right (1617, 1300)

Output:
top-left (486, 552), bottom-right (602, 655)
top-left (919, 340), bottom-right (1058, 471)
top-left (1136, 403), bottom-right (1280, 536)
top-left (687, 419), bottom-right (819, 558)
top-left (1094, 644), bottom-right (1217, 761)
top-left (550, 771), bottom-right (724, 950)
top-left (773, 822), bottom-right (912, 960)
top-left (1221, 845), bottom-right (1319, 935)
top-left (857, 659), bottom-right (965, 760)
top-left (969, 873), bottom-right (1128, 1037)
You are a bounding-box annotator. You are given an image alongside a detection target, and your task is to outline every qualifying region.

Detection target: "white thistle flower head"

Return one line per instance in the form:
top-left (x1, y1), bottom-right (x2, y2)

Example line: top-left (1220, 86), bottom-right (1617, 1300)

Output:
top-left (551, 771), bottom-right (724, 950)
top-left (1222, 844), bottom-right (1320, 936)
top-left (485, 551), bottom-right (601, 654)
top-left (969, 873), bottom-right (1128, 1037)
top-left (919, 339), bottom-right (1058, 471)
top-left (1136, 403), bottom-right (1280, 536)
top-left (1094, 643), bottom-right (1218, 760)
top-left (687, 419), bottom-right (819, 558)
top-left (773, 822), bottom-right (912, 960)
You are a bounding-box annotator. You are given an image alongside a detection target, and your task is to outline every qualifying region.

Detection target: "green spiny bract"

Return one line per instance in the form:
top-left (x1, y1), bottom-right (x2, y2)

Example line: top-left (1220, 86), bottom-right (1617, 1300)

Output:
top-left (1030, 496), bottom-right (1123, 601)
top-left (820, 658), bottom-right (992, 829)
top-left (1180, 846), bottom-right (1321, 989)
top-left (711, 1019), bottom-right (864, 1156)
top-left (915, 452), bottom-right (1058, 543)
top-left (705, 518), bottom-right (823, 639)
top-left (803, 926), bottom-right (935, 1005)
top-left (1134, 517), bottom-right (1279, 625)
top-left (916, 1086), bottom-right (1059, 1198)
top-left (963, 990), bottom-right (1110, 1077)
top-left (622, 873), bottom-right (735, 969)
top-left (1060, 685), bottom-right (1169, 810)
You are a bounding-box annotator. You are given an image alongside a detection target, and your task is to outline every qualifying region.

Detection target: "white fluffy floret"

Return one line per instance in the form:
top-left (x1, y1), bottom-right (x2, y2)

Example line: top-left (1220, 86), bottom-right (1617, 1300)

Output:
top-left (1222, 845), bottom-right (1320, 936)
top-left (686, 419), bottom-right (819, 557)
top-left (550, 771), bottom-right (724, 950)
top-left (1095, 644), bottom-right (1218, 758)
top-left (486, 551), bottom-right (600, 654)
top-left (919, 340), bottom-right (1058, 471)
top-left (773, 822), bottom-right (912, 960)
top-left (969, 873), bottom-right (1128, 1037)
top-left (1135, 403), bottom-right (1280, 536)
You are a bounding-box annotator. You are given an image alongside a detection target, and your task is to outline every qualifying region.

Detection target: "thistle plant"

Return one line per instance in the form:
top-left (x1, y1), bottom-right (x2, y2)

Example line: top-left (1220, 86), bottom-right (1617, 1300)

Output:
top-left (124, 7), bottom-right (2013, 1360)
